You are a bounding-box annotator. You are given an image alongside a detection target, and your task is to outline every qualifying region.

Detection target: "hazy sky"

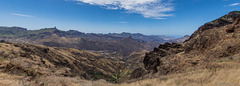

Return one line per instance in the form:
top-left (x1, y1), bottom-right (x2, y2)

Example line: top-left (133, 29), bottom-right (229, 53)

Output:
top-left (0, 0), bottom-right (239, 36)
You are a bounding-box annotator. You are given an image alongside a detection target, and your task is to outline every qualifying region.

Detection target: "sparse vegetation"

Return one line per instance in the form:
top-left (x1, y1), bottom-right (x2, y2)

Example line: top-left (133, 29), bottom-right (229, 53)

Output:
top-left (20, 73), bottom-right (27, 76)
top-left (0, 57), bottom-right (5, 60)
top-left (106, 69), bottom-right (131, 83)
top-left (219, 60), bottom-right (223, 63)
top-left (109, 72), bottom-right (122, 83)
top-left (44, 81), bottom-right (49, 86)
top-left (92, 72), bottom-right (102, 80)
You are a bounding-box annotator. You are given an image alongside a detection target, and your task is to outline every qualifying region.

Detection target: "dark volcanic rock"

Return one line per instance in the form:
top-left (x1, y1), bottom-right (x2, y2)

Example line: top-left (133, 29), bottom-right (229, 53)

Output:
top-left (143, 43), bottom-right (184, 73)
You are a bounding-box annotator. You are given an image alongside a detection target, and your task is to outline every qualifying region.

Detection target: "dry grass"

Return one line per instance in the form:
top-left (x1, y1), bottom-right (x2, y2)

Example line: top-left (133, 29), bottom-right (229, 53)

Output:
top-left (117, 64), bottom-right (240, 86)
top-left (1, 61), bottom-right (240, 86)
top-left (0, 73), bottom-right (24, 86)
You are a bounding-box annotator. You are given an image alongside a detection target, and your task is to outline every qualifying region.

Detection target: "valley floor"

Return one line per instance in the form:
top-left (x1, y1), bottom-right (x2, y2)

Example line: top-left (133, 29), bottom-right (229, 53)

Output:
top-left (1, 61), bottom-right (240, 86)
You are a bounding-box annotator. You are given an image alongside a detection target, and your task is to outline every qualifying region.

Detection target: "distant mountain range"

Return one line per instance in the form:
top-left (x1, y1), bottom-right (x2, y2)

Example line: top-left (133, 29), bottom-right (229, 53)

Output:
top-left (0, 26), bottom-right (189, 56)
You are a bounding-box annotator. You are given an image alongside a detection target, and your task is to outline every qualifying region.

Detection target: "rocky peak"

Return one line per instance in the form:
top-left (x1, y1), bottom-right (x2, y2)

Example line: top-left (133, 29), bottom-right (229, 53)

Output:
top-left (189, 11), bottom-right (240, 40)
top-left (40, 27), bottom-right (58, 31)
top-left (185, 11), bottom-right (240, 52)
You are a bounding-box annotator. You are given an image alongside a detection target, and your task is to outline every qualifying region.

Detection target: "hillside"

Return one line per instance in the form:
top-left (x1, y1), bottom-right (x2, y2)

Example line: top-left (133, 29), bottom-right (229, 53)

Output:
top-left (0, 41), bottom-right (130, 82)
top-left (128, 11), bottom-right (240, 81)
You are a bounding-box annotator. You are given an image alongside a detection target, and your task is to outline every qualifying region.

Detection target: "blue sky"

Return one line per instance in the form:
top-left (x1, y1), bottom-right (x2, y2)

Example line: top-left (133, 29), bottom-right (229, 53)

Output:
top-left (0, 0), bottom-right (239, 37)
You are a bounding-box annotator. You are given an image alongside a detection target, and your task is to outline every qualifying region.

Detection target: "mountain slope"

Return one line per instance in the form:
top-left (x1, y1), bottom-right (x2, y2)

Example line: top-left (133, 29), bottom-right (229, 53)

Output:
top-left (131, 11), bottom-right (240, 79)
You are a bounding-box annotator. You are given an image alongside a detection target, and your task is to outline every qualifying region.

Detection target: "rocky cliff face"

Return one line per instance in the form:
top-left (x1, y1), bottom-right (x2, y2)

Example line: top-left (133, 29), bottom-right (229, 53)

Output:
top-left (131, 11), bottom-right (240, 79)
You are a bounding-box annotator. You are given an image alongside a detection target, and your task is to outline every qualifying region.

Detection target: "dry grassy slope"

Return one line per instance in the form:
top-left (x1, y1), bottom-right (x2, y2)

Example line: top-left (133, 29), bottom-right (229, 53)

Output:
top-left (124, 50), bottom-right (149, 69)
top-left (1, 59), bottom-right (240, 86)
top-left (0, 42), bottom-right (127, 81)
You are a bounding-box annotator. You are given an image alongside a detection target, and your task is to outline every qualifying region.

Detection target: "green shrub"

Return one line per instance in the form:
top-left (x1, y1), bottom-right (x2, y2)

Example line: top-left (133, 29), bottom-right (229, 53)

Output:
top-left (219, 60), bottom-right (223, 63)
top-left (91, 72), bottom-right (102, 80)
top-left (109, 71), bottom-right (123, 83)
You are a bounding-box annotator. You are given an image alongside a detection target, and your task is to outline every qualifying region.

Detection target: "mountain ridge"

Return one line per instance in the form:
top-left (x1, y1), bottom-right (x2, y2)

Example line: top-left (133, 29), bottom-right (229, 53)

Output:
top-left (0, 27), bottom-right (188, 56)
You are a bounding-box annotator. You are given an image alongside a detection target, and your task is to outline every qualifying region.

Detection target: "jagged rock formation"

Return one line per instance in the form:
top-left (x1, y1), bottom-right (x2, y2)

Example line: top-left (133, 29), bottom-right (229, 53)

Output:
top-left (132, 11), bottom-right (240, 79)
top-left (144, 43), bottom-right (184, 74)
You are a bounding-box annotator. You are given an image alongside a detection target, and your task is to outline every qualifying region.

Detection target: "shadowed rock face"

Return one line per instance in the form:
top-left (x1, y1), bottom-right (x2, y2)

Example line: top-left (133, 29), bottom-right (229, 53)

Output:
top-left (131, 11), bottom-right (240, 79)
top-left (143, 43), bottom-right (184, 73)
